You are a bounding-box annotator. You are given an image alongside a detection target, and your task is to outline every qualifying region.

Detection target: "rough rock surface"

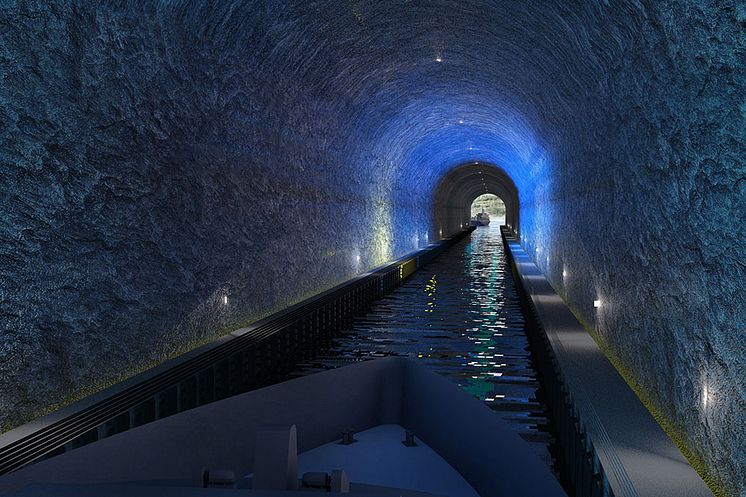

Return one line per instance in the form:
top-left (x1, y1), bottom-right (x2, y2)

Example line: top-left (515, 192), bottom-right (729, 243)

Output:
top-left (0, 1), bottom-right (743, 494)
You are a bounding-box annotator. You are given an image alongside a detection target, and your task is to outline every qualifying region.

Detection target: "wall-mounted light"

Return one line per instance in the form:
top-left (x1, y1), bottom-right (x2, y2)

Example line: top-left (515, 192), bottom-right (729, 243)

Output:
top-left (222, 295), bottom-right (229, 305)
top-left (562, 268), bottom-right (568, 278)
top-left (434, 55), bottom-right (443, 63)
top-left (593, 299), bottom-right (602, 308)
top-left (458, 119), bottom-right (464, 124)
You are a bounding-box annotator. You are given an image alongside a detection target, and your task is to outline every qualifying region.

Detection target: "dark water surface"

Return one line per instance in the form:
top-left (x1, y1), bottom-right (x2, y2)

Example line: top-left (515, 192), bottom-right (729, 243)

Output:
top-left (292, 225), bottom-right (555, 468)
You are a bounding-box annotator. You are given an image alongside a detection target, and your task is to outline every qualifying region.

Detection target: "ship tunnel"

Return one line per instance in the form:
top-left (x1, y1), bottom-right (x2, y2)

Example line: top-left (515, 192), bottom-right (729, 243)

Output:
top-left (433, 162), bottom-right (519, 237)
top-left (0, 1), bottom-right (743, 496)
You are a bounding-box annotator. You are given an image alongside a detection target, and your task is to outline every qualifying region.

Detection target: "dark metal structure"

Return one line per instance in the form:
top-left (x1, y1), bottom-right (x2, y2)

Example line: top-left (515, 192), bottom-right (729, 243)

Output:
top-left (0, 229), bottom-right (474, 477)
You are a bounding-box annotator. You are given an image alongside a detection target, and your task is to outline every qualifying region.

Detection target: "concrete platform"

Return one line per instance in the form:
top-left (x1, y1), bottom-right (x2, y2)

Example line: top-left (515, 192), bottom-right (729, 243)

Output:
top-left (505, 235), bottom-right (714, 497)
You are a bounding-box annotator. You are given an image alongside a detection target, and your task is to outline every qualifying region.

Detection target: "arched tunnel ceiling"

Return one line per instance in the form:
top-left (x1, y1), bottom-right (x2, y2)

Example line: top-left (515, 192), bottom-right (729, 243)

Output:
top-left (433, 162), bottom-right (520, 234)
top-left (225, 0), bottom-right (640, 240)
top-left (185, 0), bottom-right (639, 199)
top-left (2, 2), bottom-right (743, 494)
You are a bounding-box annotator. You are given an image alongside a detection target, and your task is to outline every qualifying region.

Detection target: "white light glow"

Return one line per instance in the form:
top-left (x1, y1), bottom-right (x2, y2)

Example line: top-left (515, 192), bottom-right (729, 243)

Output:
top-left (702, 383), bottom-right (709, 409)
top-left (222, 295), bottom-right (229, 305)
top-left (434, 55), bottom-right (443, 63)
top-left (371, 201), bottom-right (392, 264)
top-left (379, 243), bottom-right (388, 258)
top-left (593, 299), bottom-right (601, 308)
top-left (458, 119), bottom-right (464, 124)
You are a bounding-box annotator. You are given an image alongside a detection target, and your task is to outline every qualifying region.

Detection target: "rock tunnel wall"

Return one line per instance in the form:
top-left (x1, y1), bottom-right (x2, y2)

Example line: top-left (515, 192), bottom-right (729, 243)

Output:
top-left (522, 5), bottom-right (745, 496)
top-left (0, 1), bottom-right (405, 431)
top-left (0, 1), bottom-right (743, 494)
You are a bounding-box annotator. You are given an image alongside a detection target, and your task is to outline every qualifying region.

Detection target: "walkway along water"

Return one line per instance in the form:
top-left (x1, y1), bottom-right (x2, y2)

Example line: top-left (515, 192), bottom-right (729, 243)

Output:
top-left (291, 225), bottom-right (557, 470)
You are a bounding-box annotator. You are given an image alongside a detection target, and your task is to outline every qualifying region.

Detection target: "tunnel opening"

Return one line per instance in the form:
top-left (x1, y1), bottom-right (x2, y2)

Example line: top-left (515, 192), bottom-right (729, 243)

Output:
top-left (470, 193), bottom-right (506, 226)
top-left (433, 162), bottom-right (519, 238)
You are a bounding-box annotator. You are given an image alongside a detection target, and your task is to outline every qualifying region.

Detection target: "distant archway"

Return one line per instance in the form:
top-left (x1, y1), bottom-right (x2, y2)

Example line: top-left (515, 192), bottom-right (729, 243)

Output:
top-left (471, 193), bottom-right (506, 226)
top-left (432, 162), bottom-right (519, 238)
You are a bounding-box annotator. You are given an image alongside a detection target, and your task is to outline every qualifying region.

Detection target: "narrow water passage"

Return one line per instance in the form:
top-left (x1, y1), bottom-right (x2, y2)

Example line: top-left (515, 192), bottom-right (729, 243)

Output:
top-left (292, 226), bottom-right (555, 468)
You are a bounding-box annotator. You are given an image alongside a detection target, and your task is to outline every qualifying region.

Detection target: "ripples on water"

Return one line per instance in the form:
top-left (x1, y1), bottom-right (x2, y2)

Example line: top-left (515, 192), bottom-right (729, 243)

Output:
top-left (292, 225), bottom-right (555, 467)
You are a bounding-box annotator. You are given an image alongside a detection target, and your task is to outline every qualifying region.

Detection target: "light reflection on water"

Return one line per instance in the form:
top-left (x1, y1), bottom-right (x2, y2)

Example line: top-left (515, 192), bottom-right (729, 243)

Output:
top-left (293, 225), bottom-right (555, 467)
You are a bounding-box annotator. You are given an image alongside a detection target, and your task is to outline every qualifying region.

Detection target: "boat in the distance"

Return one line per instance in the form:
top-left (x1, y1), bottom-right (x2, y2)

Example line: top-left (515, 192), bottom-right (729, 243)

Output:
top-left (470, 211), bottom-right (490, 226)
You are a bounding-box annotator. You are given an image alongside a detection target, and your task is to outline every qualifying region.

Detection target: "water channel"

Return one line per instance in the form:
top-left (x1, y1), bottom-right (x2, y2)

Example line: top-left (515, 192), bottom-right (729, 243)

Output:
top-left (292, 225), bottom-right (556, 469)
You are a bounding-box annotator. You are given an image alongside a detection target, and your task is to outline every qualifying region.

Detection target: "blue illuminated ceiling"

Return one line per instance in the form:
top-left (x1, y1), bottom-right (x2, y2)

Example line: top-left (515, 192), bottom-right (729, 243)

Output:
top-left (1, 2), bottom-right (743, 493)
top-left (231, 1), bottom-right (598, 208)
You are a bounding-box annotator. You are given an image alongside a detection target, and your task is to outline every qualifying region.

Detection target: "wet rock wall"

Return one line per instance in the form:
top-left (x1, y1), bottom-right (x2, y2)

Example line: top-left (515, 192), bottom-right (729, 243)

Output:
top-left (0, 1), bottom-right (743, 493)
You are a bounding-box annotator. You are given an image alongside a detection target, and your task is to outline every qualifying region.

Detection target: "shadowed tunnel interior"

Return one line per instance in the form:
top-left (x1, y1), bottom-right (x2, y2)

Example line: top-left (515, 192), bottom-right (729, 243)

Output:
top-left (0, 1), bottom-right (744, 495)
top-left (433, 162), bottom-right (519, 236)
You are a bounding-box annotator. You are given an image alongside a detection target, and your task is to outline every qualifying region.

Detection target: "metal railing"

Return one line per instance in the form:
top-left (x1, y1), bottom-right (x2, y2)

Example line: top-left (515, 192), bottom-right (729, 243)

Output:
top-left (0, 228), bottom-right (474, 476)
top-left (501, 226), bottom-right (611, 497)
